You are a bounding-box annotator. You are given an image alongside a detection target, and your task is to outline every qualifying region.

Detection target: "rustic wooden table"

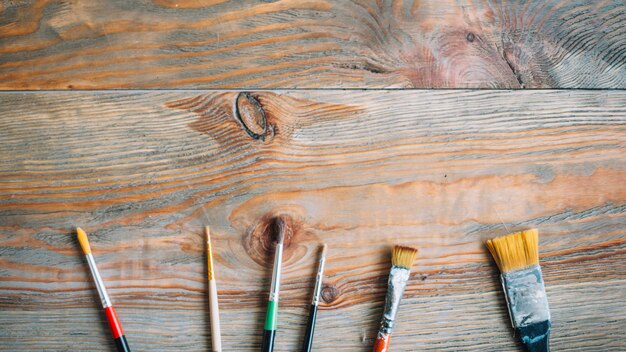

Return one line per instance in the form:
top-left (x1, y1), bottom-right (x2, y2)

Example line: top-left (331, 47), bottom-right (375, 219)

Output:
top-left (1, 1), bottom-right (625, 352)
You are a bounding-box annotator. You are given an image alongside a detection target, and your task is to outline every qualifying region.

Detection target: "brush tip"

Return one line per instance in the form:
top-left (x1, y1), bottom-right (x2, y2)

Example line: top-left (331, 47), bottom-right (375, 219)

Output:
top-left (486, 229), bottom-right (539, 273)
top-left (276, 231), bottom-right (284, 245)
top-left (275, 216), bottom-right (289, 245)
top-left (205, 226), bottom-right (215, 279)
top-left (76, 227), bottom-right (91, 255)
top-left (321, 243), bottom-right (327, 258)
top-left (392, 245), bottom-right (418, 269)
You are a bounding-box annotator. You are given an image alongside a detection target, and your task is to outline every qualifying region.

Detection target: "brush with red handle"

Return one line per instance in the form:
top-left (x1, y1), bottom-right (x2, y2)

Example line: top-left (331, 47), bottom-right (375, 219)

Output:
top-left (373, 245), bottom-right (418, 352)
top-left (77, 227), bottom-right (131, 352)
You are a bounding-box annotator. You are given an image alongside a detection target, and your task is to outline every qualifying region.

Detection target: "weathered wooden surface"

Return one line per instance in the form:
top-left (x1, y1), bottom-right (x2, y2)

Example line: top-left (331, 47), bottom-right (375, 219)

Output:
top-left (0, 90), bottom-right (625, 351)
top-left (1, 0), bottom-right (625, 89)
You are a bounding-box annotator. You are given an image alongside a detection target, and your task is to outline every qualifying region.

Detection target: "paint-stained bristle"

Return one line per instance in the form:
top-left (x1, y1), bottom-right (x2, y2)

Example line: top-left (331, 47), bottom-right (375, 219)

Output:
top-left (76, 227), bottom-right (91, 255)
top-left (321, 243), bottom-right (327, 259)
top-left (206, 226), bottom-right (215, 280)
top-left (275, 216), bottom-right (288, 245)
top-left (392, 245), bottom-right (418, 269)
top-left (486, 229), bottom-right (539, 273)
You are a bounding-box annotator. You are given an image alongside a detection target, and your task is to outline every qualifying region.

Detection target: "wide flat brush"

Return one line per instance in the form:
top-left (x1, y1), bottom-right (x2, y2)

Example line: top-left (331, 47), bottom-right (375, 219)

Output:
top-left (261, 217), bottom-right (287, 352)
top-left (76, 227), bottom-right (131, 352)
top-left (206, 226), bottom-right (222, 352)
top-left (373, 245), bottom-right (418, 352)
top-left (487, 229), bottom-right (551, 352)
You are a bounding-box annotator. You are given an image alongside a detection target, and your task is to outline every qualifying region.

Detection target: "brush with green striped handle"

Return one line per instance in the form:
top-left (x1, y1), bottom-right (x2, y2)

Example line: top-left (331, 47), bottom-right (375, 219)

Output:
top-left (261, 217), bottom-right (286, 352)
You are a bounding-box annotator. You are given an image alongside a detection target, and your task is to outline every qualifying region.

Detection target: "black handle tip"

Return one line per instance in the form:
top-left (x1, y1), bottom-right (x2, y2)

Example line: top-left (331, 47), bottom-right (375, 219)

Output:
top-left (262, 329), bottom-right (276, 352)
top-left (302, 304), bottom-right (318, 352)
top-left (114, 335), bottom-right (131, 352)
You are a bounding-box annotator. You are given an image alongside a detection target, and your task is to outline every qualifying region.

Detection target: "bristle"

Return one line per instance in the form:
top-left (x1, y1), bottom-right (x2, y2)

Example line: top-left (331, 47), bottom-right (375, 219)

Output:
top-left (76, 227), bottom-right (91, 255)
top-left (321, 243), bottom-right (328, 259)
top-left (391, 245), bottom-right (418, 269)
top-left (275, 216), bottom-right (288, 244)
top-left (206, 226), bottom-right (214, 280)
top-left (486, 229), bottom-right (539, 273)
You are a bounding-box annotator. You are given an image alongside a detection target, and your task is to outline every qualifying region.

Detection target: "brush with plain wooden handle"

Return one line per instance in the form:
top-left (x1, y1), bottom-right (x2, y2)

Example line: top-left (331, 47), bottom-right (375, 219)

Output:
top-left (206, 226), bottom-right (222, 352)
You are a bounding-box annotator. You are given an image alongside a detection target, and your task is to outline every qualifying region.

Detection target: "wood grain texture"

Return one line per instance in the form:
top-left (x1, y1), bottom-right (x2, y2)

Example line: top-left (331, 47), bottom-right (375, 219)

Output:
top-left (1, 0), bottom-right (625, 89)
top-left (0, 90), bottom-right (625, 351)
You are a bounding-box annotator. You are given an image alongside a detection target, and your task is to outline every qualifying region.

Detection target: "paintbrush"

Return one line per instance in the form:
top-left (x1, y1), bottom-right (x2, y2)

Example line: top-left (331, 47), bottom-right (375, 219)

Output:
top-left (76, 228), bottom-right (132, 352)
top-left (487, 229), bottom-right (551, 352)
top-left (261, 217), bottom-right (287, 352)
top-left (373, 245), bottom-right (418, 352)
top-left (302, 244), bottom-right (327, 352)
top-left (206, 226), bottom-right (222, 352)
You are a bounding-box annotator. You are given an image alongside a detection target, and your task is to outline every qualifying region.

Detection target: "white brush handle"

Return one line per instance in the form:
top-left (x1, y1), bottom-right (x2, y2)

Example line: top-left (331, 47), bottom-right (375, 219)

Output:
top-left (209, 279), bottom-right (222, 352)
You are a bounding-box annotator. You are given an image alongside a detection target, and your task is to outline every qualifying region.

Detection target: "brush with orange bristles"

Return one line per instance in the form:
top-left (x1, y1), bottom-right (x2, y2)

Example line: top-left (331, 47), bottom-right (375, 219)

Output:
top-left (76, 228), bottom-right (131, 352)
top-left (487, 229), bottom-right (551, 352)
top-left (373, 245), bottom-right (418, 352)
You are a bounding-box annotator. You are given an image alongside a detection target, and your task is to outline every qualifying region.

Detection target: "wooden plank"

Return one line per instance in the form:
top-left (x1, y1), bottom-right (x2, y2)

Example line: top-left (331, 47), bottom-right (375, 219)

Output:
top-left (0, 90), bottom-right (625, 351)
top-left (1, 0), bottom-right (625, 89)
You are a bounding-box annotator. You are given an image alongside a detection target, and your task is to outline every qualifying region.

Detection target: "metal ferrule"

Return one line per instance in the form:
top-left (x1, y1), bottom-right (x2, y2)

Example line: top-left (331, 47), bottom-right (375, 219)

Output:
top-left (501, 264), bottom-right (550, 328)
top-left (85, 253), bottom-right (112, 308)
top-left (379, 265), bottom-right (410, 335)
top-left (311, 254), bottom-right (326, 305)
top-left (268, 242), bottom-right (283, 302)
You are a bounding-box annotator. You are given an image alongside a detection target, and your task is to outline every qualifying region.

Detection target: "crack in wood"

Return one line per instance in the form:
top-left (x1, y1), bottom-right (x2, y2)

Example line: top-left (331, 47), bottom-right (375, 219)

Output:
top-left (502, 49), bottom-right (525, 88)
top-left (334, 62), bottom-right (389, 75)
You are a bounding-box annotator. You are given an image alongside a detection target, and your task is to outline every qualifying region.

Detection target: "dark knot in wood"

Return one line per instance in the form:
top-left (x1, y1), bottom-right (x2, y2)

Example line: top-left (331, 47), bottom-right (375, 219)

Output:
top-left (243, 213), bottom-right (301, 266)
top-left (321, 284), bottom-right (340, 304)
top-left (235, 92), bottom-right (272, 141)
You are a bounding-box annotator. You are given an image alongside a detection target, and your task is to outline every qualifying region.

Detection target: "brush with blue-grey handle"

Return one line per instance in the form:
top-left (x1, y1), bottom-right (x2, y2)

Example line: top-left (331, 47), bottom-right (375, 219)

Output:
top-left (487, 229), bottom-right (551, 352)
